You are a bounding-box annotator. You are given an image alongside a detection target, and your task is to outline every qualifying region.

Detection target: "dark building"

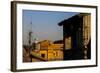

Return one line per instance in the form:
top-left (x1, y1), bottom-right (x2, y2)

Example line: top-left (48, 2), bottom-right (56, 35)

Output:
top-left (58, 13), bottom-right (91, 60)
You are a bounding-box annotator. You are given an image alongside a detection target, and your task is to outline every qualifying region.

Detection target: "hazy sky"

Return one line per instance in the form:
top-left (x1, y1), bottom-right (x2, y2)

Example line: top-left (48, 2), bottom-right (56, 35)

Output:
top-left (23, 10), bottom-right (78, 45)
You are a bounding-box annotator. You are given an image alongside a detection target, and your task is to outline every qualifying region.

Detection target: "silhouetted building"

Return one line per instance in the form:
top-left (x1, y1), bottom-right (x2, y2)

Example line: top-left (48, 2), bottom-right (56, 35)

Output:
top-left (58, 13), bottom-right (91, 60)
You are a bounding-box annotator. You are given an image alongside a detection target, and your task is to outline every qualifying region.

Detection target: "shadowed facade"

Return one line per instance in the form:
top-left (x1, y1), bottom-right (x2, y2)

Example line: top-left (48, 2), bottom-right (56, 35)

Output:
top-left (58, 13), bottom-right (91, 60)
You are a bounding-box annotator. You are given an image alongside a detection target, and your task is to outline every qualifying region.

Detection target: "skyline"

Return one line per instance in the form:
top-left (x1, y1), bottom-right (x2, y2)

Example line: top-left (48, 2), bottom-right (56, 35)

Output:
top-left (23, 10), bottom-right (79, 45)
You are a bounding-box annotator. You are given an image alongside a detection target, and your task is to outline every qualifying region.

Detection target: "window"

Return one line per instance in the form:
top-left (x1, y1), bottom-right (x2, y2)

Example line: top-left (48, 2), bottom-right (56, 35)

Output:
top-left (41, 54), bottom-right (45, 58)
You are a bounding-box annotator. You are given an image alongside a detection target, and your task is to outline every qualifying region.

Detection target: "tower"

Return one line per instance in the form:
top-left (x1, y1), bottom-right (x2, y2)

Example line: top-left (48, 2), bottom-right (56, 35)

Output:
top-left (28, 18), bottom-right (33, 62)
top-left (29, 21), bottom-right (32, 49)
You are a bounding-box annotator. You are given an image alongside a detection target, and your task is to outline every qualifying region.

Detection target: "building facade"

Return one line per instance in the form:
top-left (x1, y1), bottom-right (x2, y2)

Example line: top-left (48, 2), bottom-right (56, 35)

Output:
top-left (31, 40), bottom-right (63, 62)
top-left (58, 13), bottom-right (91, 60)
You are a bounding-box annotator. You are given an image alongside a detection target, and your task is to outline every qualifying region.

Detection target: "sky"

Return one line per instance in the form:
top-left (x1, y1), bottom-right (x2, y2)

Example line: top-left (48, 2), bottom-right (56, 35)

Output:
top-left (23, 10), bottom-right (79, 45)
